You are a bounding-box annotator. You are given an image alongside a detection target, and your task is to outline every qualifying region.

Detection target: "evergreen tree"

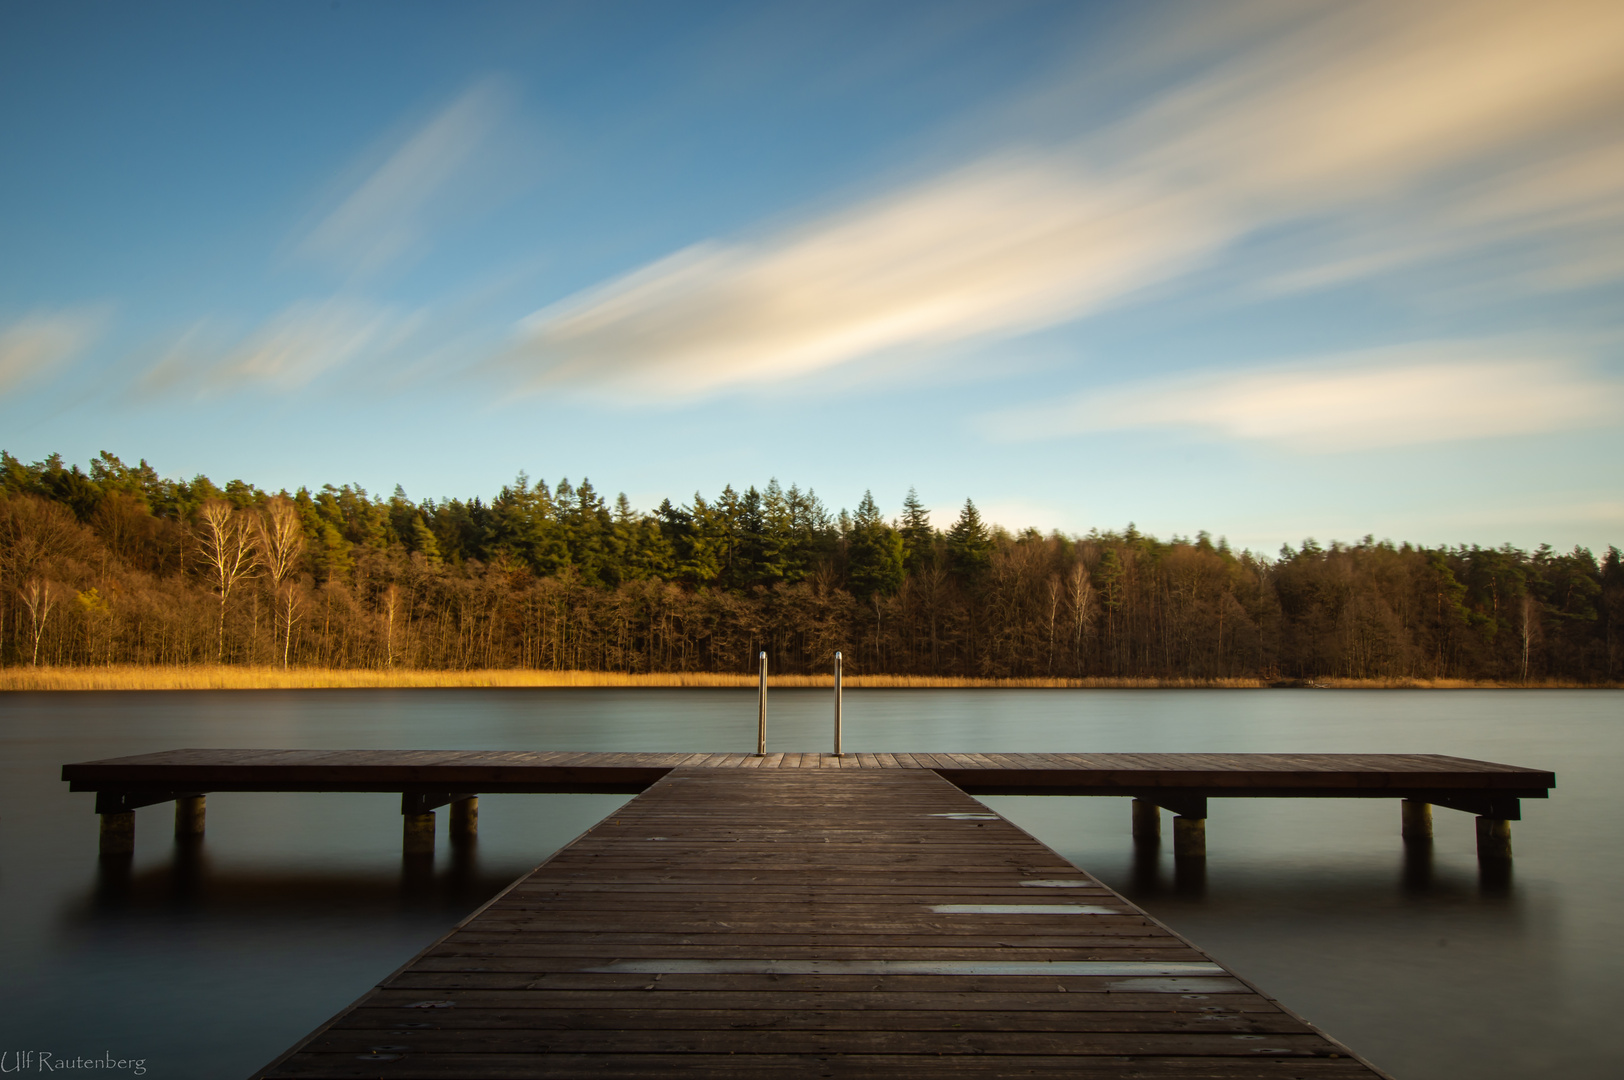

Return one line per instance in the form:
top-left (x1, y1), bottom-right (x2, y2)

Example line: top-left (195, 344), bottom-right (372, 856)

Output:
top-left (899, 487), bottom-right (934, 570)
top-left (846, 490), bottom-right (905, 598)
top-left (946, 499), bottom-right (992, 581)
top-left (2, 448), bottom-right (1617, 682)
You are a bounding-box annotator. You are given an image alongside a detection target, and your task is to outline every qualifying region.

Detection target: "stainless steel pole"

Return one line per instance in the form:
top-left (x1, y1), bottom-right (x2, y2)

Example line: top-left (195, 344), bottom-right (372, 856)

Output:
top-left (756, 651), bottom-right (767, 756)
top-left (833, 651), bottom-right (843, 756)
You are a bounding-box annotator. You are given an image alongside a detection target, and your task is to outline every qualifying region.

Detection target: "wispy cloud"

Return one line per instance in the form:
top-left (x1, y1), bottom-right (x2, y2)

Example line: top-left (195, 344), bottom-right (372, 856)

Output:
top-left (1262, 138), bottom-right (1624, 296)
top-left (0, 309), bottom-right (106, 391)
top-left (504, 0), bottom-right (1624, 398)
top-left (298, 78), bottom-right (513, 277)
top-left (142, 299), bottom-right (413, 397)
top-left (981, 344), bottom-right (1624, 452)
top-left (504, 157), bottom-right (1227, 398)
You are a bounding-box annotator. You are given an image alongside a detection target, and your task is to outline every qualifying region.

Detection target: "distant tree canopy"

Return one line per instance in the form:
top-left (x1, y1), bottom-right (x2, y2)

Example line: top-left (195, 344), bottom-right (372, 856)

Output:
top-left (2, 450), bottom-right (1620, 682)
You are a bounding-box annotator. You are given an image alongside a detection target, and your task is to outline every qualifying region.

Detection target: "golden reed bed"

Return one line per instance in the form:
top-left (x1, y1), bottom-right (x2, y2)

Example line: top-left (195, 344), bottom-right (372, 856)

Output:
top-left (0, 665), bottom-right (1609, 691)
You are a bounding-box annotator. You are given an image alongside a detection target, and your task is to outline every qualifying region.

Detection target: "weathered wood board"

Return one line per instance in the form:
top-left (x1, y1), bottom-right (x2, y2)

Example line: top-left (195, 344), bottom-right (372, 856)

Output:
top-left (64, 748), bottom-right (1554, 806)
top-left (254, 767), bottom-right (1391, 1079)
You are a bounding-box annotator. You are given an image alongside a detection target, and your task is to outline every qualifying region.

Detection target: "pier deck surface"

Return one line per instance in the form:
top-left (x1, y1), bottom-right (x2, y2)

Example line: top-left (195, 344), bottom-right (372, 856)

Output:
top-left (257, 767), bottom-right (1389, 1079)
top-left (64, 749), bottom-right (1554, 809)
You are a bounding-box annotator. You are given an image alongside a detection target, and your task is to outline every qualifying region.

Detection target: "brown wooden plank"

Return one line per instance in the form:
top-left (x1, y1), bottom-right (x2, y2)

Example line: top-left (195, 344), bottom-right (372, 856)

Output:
top-left (269, 1052), bottom-right (1377, 1079)
top-left (255, 766), bottom-right (1388, 1080)
top-left (359, 987), bottom-right (1285, 1011)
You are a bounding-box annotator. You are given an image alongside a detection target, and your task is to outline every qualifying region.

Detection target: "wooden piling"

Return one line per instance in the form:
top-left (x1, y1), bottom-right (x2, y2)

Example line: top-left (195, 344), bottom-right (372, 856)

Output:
top-left (174, 794), bottom-right (206, 837)
top-left (1131, 798), bottom-right (1160, 840)
top-left (1173, 815), bottom-right (1206, 858)
top-left (403, 811), bottom-right (436, 855)
top-left (65, 750), bottom-right (1556, 869)
top-left (1401, 798), bottom-right (1432, 840)
top-left (99, 811), bottom-right (135, 857)
top-left (450, 796), bottom-right (478, 843)
top-left (1476, 816), bottom-right (1512, 859)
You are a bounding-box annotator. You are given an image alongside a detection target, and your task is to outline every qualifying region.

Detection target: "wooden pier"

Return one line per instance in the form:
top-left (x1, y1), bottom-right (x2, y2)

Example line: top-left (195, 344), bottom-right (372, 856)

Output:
top-left (62, 749), bottom-right (1556, 1076)
top-left (64, 749), bottom-right (1554, 860)
top-left (253, 767), bottom-right (1394, 1078)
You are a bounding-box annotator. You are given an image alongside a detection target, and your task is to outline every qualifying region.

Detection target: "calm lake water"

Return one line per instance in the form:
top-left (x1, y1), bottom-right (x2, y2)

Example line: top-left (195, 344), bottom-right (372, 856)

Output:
top-left (1, 688), bottom-right (1619, 1078)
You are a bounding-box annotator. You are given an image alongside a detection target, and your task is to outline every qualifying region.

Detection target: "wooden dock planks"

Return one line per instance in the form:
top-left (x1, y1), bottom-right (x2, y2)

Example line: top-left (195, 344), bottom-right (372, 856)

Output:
top-left (256, 768), bottom-right (1388, 1079)
top-left (64, 749), bottom-right (1554, 800)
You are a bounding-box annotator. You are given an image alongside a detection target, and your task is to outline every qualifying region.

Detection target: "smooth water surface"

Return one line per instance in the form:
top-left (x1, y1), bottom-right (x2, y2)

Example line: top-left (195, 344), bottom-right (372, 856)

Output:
top-left (1, 688), bottom-right (1619, 1078)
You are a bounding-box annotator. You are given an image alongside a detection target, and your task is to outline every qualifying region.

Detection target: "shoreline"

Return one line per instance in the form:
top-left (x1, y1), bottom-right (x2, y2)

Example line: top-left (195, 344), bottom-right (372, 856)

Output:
top-left (0, 665), bottom-right (1614, 691)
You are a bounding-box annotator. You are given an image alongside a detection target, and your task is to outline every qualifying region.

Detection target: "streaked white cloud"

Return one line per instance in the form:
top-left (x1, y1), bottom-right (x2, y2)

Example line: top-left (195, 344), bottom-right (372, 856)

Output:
top-left (1445, 499), bottom-right (1624, 529)
top-left (1123, 1), bottom-right (1624, 207)
top-left (298, 78), bottom-right (512, 277)
top-left (0, 309), bottom-right (106, 391)
top-left (1264, 139), bottom-right (1624, 296)
top-left (142, 299), bottom-right (412, 396)
top-left (981, 345), bottom-right (1624, 452)
top-left (505, 0), bottom-right (1624, 398)
top-left (505, 158), bottom-right (1228, 398)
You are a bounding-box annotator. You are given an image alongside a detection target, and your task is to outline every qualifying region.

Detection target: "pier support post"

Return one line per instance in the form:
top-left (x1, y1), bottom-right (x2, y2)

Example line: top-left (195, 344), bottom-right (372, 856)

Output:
top-left (1476, 816), bottom-right (1512, 860)
top-left (1172, 816), bottom-right (1206, 859)
top-left (1132, 799), bottom-right (1161, 841)
top-left (175, 795), bottom-right (206, 837)
top-left (1401, 799), bottom-right (1432, 841)
top-left (99, 812), bottom-right (135, 857)
top-left (450, 797), bottom-right (478, 844)
top-left (404, 811), bottom-right (436, 855)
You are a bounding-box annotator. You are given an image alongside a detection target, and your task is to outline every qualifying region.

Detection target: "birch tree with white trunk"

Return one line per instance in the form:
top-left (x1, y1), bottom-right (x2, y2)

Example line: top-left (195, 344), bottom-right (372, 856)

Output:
top-left (255, 498), bottom-right (307, 668)
top-left (195, 500), bottom-right (260, 663)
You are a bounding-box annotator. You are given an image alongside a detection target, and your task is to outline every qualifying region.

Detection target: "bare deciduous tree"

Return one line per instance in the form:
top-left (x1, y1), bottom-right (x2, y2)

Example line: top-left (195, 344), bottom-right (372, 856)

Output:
top-left (383, 583), bottom-right (400, 668)
top-left (18, 577), bottom-right (64, 666)
top-left (1, 496), bottom-right (90, 664)
top-left (1519, 592), bottom-right (1539, 683)
top-left (0, 496), bottom-right (84, 583)
top-left (256, 498), bottom-right (307, 669)
top-left (273, 583), bottom-right (302, 670)
top-left (1069, 563), bottom-right (1094, 666)
top-left (1046, 574), bottom-right (1061, 675)
top-left (255, 498), bottom-right (305, 586)
top-left (195, 500), bottom-right (260, 663)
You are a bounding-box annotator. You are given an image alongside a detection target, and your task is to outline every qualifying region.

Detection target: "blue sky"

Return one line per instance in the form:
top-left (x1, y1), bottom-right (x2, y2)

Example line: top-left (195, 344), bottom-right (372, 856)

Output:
top-left (2, 0), bottom-right (1621, 554)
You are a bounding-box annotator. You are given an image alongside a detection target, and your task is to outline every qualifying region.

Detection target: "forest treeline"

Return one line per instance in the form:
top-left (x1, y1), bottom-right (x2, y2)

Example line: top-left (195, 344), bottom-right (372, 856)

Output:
top-left (2, 451), bottom-right (1620, 682)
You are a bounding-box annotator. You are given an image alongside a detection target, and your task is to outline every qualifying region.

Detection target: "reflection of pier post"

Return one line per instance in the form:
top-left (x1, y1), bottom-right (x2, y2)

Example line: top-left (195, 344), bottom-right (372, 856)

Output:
top-left (1174, 849), bottom-right (1207, 896)
top-left (1401, 800), bottom-right (1434, 891)
top-left (1401, 835), bottom-right (1434, 891)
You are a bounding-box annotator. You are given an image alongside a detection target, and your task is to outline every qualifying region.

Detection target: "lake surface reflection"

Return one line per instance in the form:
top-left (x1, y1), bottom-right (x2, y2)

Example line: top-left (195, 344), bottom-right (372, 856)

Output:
top-left (2, 688), bottom-right (1618, 1078)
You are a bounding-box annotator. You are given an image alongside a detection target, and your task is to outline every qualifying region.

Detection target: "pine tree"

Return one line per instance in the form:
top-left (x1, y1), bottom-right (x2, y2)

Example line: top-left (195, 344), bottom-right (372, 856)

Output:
top-left (946, 499), bottom-right (991, 581)
top-left (899, 487), bottom-right (934, 571)
top-left (847, 491), bottom-right (905, 598)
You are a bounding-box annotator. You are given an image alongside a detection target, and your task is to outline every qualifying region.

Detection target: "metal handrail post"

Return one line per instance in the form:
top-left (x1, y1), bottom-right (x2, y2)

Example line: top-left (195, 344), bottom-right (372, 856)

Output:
top-left (756, 651), bottom-right (767, 756)
top-left (833, 651), bottom-right (843, 756)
